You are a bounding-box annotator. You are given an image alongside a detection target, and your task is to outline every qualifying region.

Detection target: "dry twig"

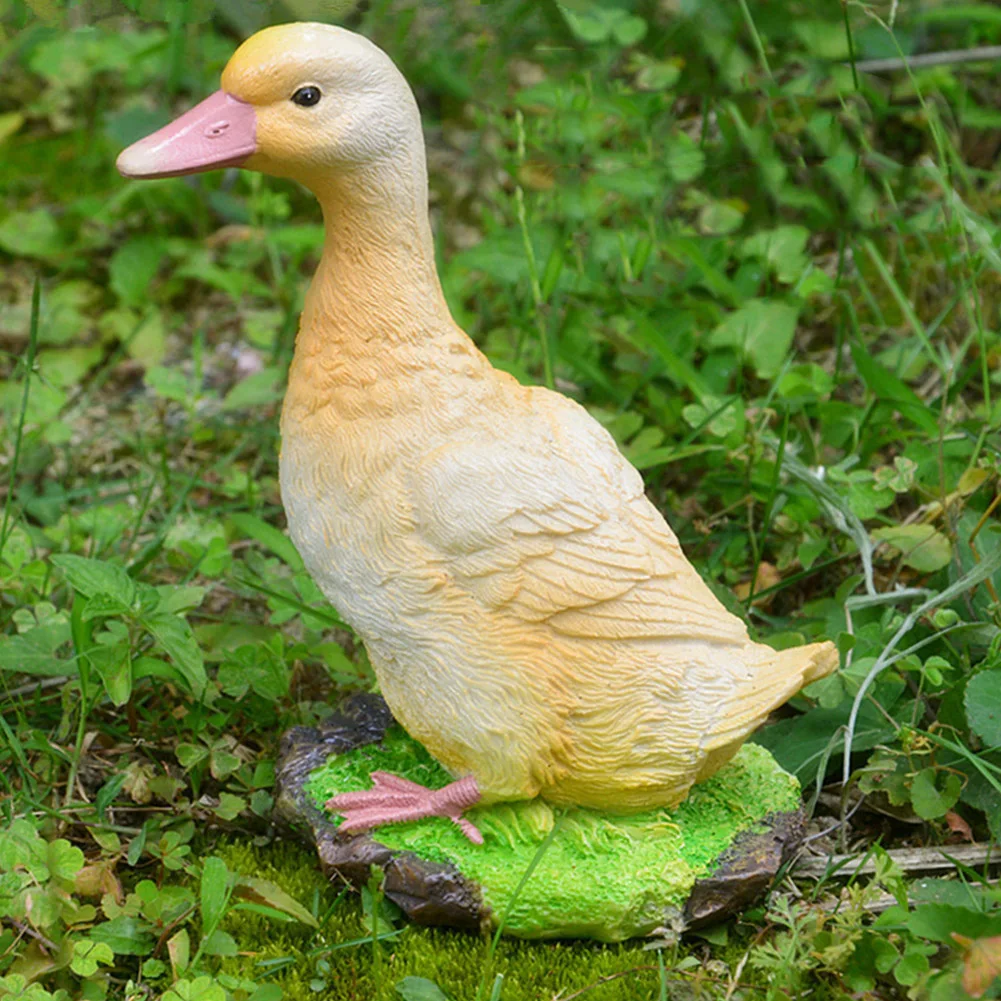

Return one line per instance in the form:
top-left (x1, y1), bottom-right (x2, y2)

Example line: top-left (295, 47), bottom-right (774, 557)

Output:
top-left (795, 842), bottom-right (999, 880)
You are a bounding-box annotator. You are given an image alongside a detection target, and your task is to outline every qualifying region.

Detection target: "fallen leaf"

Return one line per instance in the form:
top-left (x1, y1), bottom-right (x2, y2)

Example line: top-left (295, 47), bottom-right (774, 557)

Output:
top-left (75, 862), bottom-right (123, 903)
top-left (205, 224), bottom-right (261, 249)
top-left (945, 810), bottom-right (974, 843)
top-left (952, 933), bottom-right (1001, 997)
top-left (235, 875), bottom-right (318, 927)
top-left (517, 163), bottom-right (555, 191)
top-left (735, 562), bottom-right (782, 607)
top-left (121, 761), bottom-right (155, 804)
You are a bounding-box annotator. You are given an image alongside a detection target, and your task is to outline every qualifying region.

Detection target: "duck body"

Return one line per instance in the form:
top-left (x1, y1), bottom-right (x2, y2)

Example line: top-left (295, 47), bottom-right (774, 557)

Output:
top-left (279, 260), bottom-right (834, 812)
top-left (118, 21), bottom-right (837, 831)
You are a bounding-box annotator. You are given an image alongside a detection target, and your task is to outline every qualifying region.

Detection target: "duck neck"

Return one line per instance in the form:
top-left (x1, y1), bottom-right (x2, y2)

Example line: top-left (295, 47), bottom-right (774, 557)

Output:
top-left (282, 143), bottom-right (493, 428)
top-left (299, 147), bottom-right (453, 356)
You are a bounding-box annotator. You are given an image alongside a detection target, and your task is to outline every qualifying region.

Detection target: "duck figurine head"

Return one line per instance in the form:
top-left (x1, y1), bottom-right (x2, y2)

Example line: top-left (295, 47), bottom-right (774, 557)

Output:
top-left (118, 23), bottom-right (420, 194)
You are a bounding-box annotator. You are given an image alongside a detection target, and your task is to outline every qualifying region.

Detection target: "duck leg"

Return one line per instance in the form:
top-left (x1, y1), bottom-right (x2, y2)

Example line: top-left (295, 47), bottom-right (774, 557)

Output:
top-left (326, 771), bottom-right (484, 844)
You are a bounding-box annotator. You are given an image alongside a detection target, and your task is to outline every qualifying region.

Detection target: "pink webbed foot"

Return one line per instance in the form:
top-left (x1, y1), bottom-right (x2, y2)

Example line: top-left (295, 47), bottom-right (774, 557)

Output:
top-left (325, 771), bottom-right (484, 844)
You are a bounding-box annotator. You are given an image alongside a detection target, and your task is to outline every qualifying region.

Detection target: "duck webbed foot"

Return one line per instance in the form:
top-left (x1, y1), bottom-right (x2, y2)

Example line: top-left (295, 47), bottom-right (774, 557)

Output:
top-left (326, 771), bottom-right (484, 844)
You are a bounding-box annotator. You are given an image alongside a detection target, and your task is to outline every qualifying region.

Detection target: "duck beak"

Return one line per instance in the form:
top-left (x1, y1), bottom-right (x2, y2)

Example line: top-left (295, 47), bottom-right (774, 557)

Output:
top-left (117, 90), bottom-right (257, 179)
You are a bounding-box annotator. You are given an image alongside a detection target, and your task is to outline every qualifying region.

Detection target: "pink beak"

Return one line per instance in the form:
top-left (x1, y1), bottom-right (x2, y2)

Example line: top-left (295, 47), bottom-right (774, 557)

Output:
top-left (116, 90), bottom-right (257, 179)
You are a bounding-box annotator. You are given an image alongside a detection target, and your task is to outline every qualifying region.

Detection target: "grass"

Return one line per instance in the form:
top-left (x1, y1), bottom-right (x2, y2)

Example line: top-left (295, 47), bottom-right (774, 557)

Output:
top-left (214, 838), bottom-right (732, 1001)
top-left (3, 0), bottom-right (1001, 998)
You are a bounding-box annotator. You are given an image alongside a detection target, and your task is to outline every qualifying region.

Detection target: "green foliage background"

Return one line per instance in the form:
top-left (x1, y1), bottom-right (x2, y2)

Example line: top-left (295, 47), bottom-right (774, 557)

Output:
top-left (4, 0), bottom-right (1001, 998)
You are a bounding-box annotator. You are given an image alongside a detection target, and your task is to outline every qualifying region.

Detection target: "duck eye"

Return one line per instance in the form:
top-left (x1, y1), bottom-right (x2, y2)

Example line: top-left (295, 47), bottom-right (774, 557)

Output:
top-left (291, 86), bottom-right (322, 107)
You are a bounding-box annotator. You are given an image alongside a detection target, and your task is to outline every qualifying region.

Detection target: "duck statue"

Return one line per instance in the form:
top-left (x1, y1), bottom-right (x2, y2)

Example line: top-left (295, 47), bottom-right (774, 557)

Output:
top-left (118, 22), bottom-right (838, 845)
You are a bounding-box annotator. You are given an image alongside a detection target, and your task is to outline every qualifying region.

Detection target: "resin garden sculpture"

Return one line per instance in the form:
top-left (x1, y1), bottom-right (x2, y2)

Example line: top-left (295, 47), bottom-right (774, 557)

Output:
top-left (118, 22), bottom-right (839, 934)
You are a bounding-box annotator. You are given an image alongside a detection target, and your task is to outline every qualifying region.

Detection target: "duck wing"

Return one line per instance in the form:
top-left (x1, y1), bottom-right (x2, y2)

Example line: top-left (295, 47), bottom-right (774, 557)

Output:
top-left (409, 387), bottom-right (749, 649)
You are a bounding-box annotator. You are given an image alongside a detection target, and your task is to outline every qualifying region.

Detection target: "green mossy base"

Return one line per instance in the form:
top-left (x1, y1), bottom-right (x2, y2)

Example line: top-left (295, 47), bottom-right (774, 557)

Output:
top-left (303, 725), bottom-right (801, 941)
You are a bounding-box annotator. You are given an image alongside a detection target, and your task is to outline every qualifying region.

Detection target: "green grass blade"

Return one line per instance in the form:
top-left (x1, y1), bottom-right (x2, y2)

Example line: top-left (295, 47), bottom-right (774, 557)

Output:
top-left (0, 276), bottom-right (40, 563)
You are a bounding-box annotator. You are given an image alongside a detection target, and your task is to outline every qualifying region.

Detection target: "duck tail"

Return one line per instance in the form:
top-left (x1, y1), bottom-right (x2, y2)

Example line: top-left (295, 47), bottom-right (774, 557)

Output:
top-left (771, 639), bottom-right (840, 687)
top-left (700, 640), bottom-right (839, 763)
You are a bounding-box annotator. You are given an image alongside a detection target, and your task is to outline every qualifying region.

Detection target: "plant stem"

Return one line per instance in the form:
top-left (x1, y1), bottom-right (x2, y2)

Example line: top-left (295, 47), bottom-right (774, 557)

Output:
top-left (0, 277), bottom-right (40, 564)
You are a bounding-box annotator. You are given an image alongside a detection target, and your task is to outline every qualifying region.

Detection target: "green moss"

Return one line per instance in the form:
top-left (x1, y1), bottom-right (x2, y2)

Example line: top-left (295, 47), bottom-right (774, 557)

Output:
top-left (213, 835), bottom-right (857, 1001)
top-left (213, 839), bottom-right (728, 1001)
top-left (303, 729), bottom-right (800, 941)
